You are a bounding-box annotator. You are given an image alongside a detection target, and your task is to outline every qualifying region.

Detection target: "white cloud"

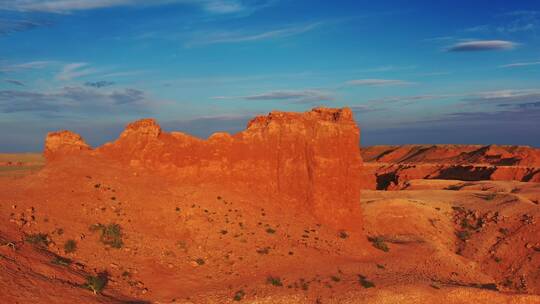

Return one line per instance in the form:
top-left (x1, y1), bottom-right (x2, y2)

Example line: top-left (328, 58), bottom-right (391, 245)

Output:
top-left (1, 0), bottom-right (273, 15)
top-left (0, 60), bottom-right (54, 72)
top-left (56, 62), bottom-right (98, 81)
top-left (446, 40), bottom-right (517, 52)
top-left (214, 89), bottom-right (334, 103)
top-left (187, 22), bottom-right (321, 46)
top-left (499, 61), bottom-right (540, 68)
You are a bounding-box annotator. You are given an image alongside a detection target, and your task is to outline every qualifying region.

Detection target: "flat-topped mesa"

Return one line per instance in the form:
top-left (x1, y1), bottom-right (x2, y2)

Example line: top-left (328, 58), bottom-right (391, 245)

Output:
top-left (44, 130), bottom-right (91, 161)
top-left (45, 107), bottom-right (364, 231)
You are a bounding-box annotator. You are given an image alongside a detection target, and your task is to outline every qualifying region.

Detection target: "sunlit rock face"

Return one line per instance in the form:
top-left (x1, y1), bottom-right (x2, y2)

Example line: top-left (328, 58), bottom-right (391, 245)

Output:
top-left (44, 107), bottom-right (364, 231)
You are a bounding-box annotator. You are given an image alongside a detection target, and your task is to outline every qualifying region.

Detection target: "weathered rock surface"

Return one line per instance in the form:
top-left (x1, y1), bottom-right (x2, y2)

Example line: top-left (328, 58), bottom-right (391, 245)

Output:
top-left (44, 107), bottom-right (363, 231)
top-left (361, 145), bottom-right (540, 190)
top-left (44, 130), bottom-right (91, 161)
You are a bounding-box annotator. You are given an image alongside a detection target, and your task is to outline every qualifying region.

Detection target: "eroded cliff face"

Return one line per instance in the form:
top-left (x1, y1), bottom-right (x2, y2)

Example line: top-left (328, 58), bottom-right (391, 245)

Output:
top-left (361, 145), bottom-right (540, 190)
top-left (44, 130), bottom-right (91, 161)
top-left (44, 107), bottom-right (363, 231)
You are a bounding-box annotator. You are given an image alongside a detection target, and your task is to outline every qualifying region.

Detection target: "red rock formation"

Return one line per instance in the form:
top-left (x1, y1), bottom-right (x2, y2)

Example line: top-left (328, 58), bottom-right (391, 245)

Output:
top-left (44, 130), bottom-right (91, 161)
top-left (361, 145), bottom-right (540, 189)
top-left (44, 107), bottom-right (363, 231)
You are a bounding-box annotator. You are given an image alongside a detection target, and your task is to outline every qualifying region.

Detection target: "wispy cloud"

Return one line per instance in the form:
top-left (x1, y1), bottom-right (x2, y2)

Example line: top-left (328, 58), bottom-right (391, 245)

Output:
top-left (345, 79), bottom-right (413, 87)
top-left (56, 63), bottom-right (97, 81)
top-left (446, 40), bottom-right (517, 52)
top-left (3, 79), bottom-right (25, 86)
top-left (84, 80), bottom-right (115, 88)
top-left (0, 18), bottom-right (51, 36)
top-left (187, 22), bottom-right (321, 46)
top-left (214, 89), bottom-right (334, 103)
top-left (1, 0), bottom-right (275, 15)
top-left (0, 60), bottom-right (54, 73)
top-left (366, 94), bottom-right (457, 105)
top-left (499, 61), bottom-right (540, 68)
top-left (354, 65), bottom-right (416, 73)
top-left (0, 86), bottom-right (152, 114)
top-left (463, 89), bottom-right (540, 104)
top-left (463, 10), bottom-right (539, 34)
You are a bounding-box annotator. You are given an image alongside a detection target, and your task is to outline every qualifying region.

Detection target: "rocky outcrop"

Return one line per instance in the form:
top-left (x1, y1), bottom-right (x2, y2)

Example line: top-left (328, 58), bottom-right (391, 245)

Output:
top-left (44, 130), bottom-right (91, 161)
top-left (362, 144), bottom-right (540, 167)
top-left (44, 107), bottom-right (363, 231)
top-left (362, 145), bottom-right (540, 190)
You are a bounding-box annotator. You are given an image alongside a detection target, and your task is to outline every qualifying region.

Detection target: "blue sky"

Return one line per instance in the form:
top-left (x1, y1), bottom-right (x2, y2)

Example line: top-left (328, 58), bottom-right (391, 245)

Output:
top-left (1, 0), bottom-right (540, 152)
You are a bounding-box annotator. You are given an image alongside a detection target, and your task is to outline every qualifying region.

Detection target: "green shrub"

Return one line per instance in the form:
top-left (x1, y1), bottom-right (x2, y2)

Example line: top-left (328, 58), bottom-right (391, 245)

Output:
top-left (266, 276), bottom-right (283, 287)
top-left (338, 230), bottom-right (349, 239)
top-left (84, 274), bottom-right (107, 294)
top-left (25, 233), bottom-right (50, 247)
top-left (51, 256), bottom-right (72, 266)
top-left (368, 236), bottom-right (389, 252)
top-left (233, 290), bottom-right (245, 301)
top-left (358, 275), bottom-right (375, 288)
top-left (456, 230), bottom-right (471, 241)
top-left (90, 223), bottom-right (123, 248)
top-left (64, 239), bottom-right (77, 253)
top-left (265, 228), bottom-right (276, 234)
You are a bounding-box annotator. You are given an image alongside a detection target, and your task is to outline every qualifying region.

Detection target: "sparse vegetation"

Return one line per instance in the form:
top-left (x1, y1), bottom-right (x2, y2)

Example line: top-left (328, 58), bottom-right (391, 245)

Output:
top-left (338, 230), bottom-right (349, 239)
top-left (51, 256), bottom-right (72, 266)
top-left (358, 275), bottom-right (375, 288)
top-left (84, 273), bottom-right (108, 294)
top-left (456, 230), bottom-right (471, 241)
top-left (267, 276), bottom-right (283, 287)
top-left (474, 193), bottom-right (497, 201)
top-left (64, 239), bottom-right (77, 253)
top-left (90, 223), bottom-right (123, 248)
top-left (25, 233), bottom-right (50, 247)
top-left (233, 289), bottom-right (245, 301)
top-left (368, 236), bottom-right (389, 252)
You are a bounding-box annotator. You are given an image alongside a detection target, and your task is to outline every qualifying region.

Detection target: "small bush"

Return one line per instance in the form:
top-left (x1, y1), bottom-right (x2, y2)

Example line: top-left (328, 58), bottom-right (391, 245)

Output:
top-left (233, 289), bottom-right (245, 301)
top-left (90, 223), bottom-right (123, 248)
top-left (266, 276), bottom-right (283, 287)
top-left (195, 258), bottom-right (205, 265)
top-left (51, 256), bottom-right (72, 266)
top-left (64, 239), bottom-right (77, 253)
top-left (338, 230), bottom-right (349, 239)
top-left (84, 273), bottom-right (108, 294)
top-left (456, 230), bottom-right (471, 241)
top-left (368, 236), bottom-right (389, 252)
top-left (265, 228), bottom-right (276, 234)
top-left (25, 233), bottom-right (50, 247)
top-left (358, 275), bottom-right (375, 288)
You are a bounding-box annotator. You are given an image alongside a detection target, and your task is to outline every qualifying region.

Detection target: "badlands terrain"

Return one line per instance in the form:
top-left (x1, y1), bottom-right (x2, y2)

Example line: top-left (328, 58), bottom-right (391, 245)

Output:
top-left (1, 107), bottom-right (539, 303)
